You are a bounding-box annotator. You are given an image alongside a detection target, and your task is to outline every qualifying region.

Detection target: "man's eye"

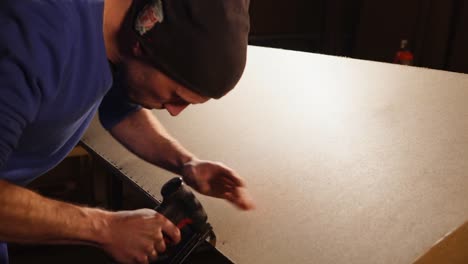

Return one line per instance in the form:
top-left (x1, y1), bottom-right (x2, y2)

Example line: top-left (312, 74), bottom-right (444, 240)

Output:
top-left (174, 100), bottom-right (189, 106)
top-left (171, 93), bottom-right (186, 104)
top-left (172, 97), bottom-right (190, 105)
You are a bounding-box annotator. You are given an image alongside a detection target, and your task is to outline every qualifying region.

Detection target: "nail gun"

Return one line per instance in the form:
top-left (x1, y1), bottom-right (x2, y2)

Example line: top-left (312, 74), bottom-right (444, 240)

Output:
top-left (152, 177), bottom-right (217, 264)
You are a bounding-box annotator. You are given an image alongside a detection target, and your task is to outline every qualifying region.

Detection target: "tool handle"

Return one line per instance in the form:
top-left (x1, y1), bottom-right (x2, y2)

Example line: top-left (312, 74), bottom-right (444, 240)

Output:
top-left (155, 177), bottom-right (208, 231)
top-left (151, 178), bottom-right (213, 264)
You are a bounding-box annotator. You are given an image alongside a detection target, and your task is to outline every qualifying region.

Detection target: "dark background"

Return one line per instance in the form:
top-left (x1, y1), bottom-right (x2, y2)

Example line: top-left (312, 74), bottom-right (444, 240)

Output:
top-left (248, 0), bottom-right (468, 74)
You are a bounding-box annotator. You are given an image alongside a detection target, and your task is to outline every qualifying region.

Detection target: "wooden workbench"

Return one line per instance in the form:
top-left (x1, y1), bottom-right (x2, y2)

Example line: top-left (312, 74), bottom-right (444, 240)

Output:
top-left (81, 46), bottom-right (468, 264)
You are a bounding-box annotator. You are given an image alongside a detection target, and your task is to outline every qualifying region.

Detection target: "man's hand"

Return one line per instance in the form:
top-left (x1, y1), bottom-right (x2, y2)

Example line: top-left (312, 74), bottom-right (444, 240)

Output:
top-left (110, 110), bottom-right (255, 210)
top-left (182, 159), bottom-right (255, 210)
top-left (101, 209), bottom-right (181, 264)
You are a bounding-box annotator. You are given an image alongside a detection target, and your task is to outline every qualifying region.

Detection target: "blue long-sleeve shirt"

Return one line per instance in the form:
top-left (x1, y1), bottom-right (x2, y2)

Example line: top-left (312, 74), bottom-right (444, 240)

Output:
top-left (0, 1), bottom-right (139, 262)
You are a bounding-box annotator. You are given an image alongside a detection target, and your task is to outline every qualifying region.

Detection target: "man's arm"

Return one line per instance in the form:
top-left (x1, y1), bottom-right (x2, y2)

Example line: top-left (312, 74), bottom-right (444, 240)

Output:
top-left (110, 108), bottom-right (255, 210)
top-left (0, 179), bottom-right (108, 245)
top-left (110, 108), bottom-right (193, 175)
top-left (0, 179), bottom-right (181, 263)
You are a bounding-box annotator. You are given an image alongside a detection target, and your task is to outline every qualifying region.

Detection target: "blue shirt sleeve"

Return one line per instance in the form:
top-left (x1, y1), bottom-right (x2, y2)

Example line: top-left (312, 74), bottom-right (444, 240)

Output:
top-left (0, 243), bottom-right (8, 264)
top-left (0, 1), bottom-right (71, 170)
top-left (0, 49), bottom-right (41, 169)
top-left (98, 70), bottom-right (142, 130)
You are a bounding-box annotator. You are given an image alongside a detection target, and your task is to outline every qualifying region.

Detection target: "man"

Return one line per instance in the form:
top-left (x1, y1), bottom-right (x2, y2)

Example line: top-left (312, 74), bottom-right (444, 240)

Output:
top-left (0, 0), bottom-right (254, 263)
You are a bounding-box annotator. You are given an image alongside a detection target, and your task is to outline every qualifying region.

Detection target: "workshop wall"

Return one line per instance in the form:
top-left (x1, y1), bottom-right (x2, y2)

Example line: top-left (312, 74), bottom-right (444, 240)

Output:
top-left (249, 0), bottom-right (468, 73)
top-left (248, 0), bottom-right (361, 55)
top-left (248, 0), bottom-right (325, 52)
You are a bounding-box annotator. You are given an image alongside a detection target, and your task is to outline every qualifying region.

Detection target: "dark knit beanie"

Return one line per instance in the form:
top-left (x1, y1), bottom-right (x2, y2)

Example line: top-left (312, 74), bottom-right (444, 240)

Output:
top-left (133, 0), bottom-right (250, 99)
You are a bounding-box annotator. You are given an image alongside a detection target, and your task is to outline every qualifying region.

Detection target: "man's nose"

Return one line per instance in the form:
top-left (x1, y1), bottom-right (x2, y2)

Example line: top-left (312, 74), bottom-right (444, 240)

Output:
top-left (164, 103), bottom-right (189, 116)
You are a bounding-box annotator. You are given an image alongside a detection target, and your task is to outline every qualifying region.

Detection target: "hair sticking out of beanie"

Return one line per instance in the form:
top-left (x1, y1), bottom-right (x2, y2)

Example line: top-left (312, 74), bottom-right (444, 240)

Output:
top-left (134, 0), bottom-right (164, 36)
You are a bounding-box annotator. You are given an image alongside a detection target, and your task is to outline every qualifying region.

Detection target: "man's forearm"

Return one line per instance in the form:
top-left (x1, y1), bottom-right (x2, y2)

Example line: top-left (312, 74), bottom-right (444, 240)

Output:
top-left (110, 108), bottom-right (194, 175)
top-left (0, 179), bottom-right (110, 245)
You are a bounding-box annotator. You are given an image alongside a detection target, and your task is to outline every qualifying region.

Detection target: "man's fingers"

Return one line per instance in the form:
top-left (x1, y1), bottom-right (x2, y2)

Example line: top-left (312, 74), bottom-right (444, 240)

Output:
top-left (224, 192), bottom-right (246, 210)
top-left (222, 169), bottom-right (246, 187)
top-left (136, 255), bottom-right (149, 264)
top-left (161, 219), bottom-right (181, 244)
top-left (148, 249), bottom-right (158, 262)
top-left (224, 188), bottom-right (256, 210)
top-left (154, 239), bottom-right (166, 254)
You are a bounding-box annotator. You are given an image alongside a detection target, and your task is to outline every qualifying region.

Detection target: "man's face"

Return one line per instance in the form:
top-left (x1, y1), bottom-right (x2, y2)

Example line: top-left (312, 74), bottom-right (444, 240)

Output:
top-left (120, 57), bottom-right (210, 116)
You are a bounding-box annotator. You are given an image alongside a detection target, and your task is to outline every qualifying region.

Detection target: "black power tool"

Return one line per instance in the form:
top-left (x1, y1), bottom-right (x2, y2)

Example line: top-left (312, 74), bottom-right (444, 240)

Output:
top-left (153, 177), bottom-right (216, 264)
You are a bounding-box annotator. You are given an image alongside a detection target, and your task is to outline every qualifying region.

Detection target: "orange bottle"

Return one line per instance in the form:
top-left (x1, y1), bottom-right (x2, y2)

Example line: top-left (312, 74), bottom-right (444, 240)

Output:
top-left (394, 39), bottom-right (414, 65)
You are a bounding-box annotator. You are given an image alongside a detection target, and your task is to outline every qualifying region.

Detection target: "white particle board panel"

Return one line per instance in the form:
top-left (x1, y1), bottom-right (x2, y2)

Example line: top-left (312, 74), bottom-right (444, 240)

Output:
top-left (82, 46), bottom-right (468, 264)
